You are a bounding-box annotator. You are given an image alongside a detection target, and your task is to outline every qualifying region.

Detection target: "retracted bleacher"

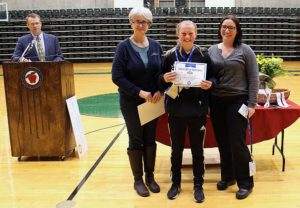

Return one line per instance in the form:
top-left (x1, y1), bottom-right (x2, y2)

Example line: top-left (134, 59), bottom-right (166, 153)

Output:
top-left (0, 7), bottom-right (299, 62)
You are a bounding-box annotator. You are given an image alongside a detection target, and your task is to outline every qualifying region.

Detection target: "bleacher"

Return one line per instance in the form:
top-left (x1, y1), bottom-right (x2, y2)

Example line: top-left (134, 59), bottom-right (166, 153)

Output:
top-left (0, 7), bottom-right (299, 62)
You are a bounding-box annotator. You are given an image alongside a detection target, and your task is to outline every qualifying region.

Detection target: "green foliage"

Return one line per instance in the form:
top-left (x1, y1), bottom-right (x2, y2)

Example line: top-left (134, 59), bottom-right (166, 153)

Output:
top-left (256, 54), bottom-right (287, 88)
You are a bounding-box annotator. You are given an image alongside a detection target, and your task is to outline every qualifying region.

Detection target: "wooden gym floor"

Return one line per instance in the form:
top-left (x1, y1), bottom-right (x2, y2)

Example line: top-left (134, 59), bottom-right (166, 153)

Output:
top-left (0, 62), bottom-right (300, 208)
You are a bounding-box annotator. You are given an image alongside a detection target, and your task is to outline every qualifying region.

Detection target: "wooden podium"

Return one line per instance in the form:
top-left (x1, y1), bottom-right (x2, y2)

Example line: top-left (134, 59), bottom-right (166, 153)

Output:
top-left (3, 61), bottom-right (76, 159)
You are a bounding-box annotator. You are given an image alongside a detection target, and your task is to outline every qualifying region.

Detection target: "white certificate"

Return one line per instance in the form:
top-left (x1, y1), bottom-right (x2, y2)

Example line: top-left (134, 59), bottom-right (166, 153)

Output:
top-left (173, 61), bottom-right (207, 87)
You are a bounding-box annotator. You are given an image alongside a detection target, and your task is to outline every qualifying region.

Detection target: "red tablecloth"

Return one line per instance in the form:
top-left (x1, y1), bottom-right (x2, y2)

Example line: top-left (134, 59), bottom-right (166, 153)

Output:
top-left (156, 100), bottom-right (300, 148)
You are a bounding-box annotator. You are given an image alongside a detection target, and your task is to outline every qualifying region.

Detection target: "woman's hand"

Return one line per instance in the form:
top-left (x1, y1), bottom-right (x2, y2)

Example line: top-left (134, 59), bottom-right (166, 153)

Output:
top-left (248, 107), bottom-right (255, 118)
top-left (163, 71), bottom-right (177, 83)
top-left (139, 90), bottom-right (153, 102)
top-left (200, 80), bottom-right (212, 90)
top-left (152, 91), bottom-right (163, 104)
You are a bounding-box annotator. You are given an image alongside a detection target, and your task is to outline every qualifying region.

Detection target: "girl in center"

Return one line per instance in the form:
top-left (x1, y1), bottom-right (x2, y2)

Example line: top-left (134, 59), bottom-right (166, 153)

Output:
top-left (158, 20), bottom-right (216, 203)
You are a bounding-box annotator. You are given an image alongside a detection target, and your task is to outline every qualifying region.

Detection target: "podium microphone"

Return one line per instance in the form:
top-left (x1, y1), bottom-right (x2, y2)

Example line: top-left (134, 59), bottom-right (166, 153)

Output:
top-left (18, 39), bottom-right (35, 62)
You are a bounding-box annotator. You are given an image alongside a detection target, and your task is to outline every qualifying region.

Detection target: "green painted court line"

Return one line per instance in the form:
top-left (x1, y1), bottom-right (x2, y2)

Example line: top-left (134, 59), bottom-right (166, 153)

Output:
top-left (78, 93), bottom-right (121, 118)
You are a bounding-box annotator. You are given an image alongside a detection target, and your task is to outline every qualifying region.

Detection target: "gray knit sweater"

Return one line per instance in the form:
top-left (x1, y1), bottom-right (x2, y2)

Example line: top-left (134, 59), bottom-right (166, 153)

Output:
top-left (208, 43), bottom-right (259, 108)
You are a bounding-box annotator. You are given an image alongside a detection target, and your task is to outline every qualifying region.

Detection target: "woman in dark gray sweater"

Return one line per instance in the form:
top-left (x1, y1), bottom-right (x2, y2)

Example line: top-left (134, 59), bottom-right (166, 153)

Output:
top-left (208, 15), bottom-right (259, 200)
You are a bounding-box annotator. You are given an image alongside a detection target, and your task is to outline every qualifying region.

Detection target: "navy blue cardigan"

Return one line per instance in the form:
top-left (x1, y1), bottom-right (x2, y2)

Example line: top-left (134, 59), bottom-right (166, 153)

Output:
top-left (112, 37), bottom-right (163, 100)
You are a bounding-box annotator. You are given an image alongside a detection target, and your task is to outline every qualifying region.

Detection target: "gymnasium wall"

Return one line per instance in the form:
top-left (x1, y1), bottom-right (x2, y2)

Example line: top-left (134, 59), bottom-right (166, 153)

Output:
top-left (0, 0), bottom-right (114, 10)
top-left (1, 0), bottom-right (299, 11)
top-left (205, 0), bottom-right (235, 7)
top-left (235, 0), bottom-right (300, 8)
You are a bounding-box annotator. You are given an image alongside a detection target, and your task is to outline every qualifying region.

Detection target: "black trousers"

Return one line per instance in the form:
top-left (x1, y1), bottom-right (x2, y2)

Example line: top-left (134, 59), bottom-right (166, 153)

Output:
top-left (120, 95), bottom-right (157, 150)
top-left (210, 95), bottom-right (254, 190)
top-left (168, 115), bottom-right (206, 186)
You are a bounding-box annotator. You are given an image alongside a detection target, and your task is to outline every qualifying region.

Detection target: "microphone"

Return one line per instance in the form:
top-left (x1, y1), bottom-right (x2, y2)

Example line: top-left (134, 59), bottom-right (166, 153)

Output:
top-left (18, 39), bottom-right (36, 62)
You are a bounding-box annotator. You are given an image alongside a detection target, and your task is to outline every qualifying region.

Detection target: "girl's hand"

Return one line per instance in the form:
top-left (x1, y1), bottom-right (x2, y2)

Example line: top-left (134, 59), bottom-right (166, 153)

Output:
top-left (200, 80), bottom-right (212, 90)
top-left (163, 71), bottom-right (177, 83)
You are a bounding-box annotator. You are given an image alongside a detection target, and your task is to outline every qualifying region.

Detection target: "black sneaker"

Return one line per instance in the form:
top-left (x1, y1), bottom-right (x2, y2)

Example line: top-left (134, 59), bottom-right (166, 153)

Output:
top-left (167, 184), bottom-right (180, 199)
top-left (194, 186), bottom-right (205, 203)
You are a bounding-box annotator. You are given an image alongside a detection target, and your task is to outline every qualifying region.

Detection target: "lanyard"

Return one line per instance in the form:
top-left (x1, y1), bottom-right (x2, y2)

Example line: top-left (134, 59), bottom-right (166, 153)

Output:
top-left (172, 47), bottom-right (195, 94)
top-left (175, 46), bottom-right (195, 62)
top-left (248, 118), bottom-right (253, 156)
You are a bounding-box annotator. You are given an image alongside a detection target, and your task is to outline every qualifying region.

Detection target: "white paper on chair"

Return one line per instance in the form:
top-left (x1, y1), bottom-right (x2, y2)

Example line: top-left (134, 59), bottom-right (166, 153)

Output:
top-left (66, 96), bottom-right (88, 158)
top-left (137, 97), bottom-right (165, 125)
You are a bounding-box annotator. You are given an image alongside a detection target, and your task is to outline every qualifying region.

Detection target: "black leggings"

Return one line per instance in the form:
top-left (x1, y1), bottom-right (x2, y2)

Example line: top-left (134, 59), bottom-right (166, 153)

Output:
top-left (168, 115), bottom-right (206, 185)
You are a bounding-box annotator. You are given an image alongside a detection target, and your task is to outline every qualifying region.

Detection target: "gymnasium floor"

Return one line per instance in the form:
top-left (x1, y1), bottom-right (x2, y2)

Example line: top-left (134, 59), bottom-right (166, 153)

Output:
top-left (0, 62), bottom-right (300, 208)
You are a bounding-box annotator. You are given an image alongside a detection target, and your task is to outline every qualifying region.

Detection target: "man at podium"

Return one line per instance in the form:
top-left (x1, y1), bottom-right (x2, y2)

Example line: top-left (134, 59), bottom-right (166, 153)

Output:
top-left (11, 13), bottom-right (64, 62)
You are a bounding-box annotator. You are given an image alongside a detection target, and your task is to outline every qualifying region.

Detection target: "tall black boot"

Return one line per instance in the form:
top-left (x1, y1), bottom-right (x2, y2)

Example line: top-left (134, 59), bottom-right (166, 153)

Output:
top-left (143, 145), bottom-right (160, 193)
top-left (127, 149), bottom-right (150, 197)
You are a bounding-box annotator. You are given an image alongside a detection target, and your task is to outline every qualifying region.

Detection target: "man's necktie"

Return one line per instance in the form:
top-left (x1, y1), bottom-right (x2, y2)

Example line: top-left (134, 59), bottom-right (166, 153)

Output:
top-left (36, 36), bottom-right (45, 62)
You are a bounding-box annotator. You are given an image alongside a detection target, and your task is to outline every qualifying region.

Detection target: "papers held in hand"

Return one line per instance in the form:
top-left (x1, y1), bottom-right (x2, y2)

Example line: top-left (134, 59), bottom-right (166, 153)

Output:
top-left (137, 97), bottom-right (165, 125)
top-left (173, 61), bottom-right (207, 87)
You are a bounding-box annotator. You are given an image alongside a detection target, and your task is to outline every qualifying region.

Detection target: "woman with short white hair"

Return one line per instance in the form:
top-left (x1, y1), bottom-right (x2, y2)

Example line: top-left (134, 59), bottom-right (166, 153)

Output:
top-left (112, 7), bottom-right (163, 197)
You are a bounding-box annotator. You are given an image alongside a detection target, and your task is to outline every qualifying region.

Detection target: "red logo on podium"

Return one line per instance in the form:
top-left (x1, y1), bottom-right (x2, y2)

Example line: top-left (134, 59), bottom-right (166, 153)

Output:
top-left (22, 67), bottom-right (43, 89)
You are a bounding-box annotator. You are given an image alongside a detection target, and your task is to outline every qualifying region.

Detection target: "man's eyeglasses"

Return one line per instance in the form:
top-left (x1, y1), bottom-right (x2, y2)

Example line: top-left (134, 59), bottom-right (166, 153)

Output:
top-left (221, 25), bottom-right (236, 31)
top-left (132, 20), bottom-right (149, 26)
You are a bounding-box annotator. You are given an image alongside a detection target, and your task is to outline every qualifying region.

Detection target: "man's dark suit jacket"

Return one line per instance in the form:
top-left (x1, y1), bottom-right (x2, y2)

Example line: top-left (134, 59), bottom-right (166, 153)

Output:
top-left (11, 33), bottom-right (64, 62)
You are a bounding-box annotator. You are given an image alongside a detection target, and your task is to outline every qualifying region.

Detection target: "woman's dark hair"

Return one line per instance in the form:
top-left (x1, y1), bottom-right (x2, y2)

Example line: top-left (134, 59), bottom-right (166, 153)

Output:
top-left (218, 15), bottom-right (242, 47)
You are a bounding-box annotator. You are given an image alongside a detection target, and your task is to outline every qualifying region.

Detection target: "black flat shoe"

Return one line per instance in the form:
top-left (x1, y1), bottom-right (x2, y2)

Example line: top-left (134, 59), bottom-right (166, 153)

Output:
top-left (217, 180), bottom-right (236, 190)
top-left (236, 188), bottom-right (253, 200)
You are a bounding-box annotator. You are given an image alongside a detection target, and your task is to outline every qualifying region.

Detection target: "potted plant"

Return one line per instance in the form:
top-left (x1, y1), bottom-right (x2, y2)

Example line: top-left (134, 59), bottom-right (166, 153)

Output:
top-left (256, 54), bottom-right (288, 89)
top-left (256, 54), bottom-right (290, 105)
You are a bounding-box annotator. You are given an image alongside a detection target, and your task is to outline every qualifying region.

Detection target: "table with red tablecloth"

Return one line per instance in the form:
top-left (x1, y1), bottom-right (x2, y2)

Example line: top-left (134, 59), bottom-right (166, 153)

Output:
top-left (156, 100), bottom-right (300, 171)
